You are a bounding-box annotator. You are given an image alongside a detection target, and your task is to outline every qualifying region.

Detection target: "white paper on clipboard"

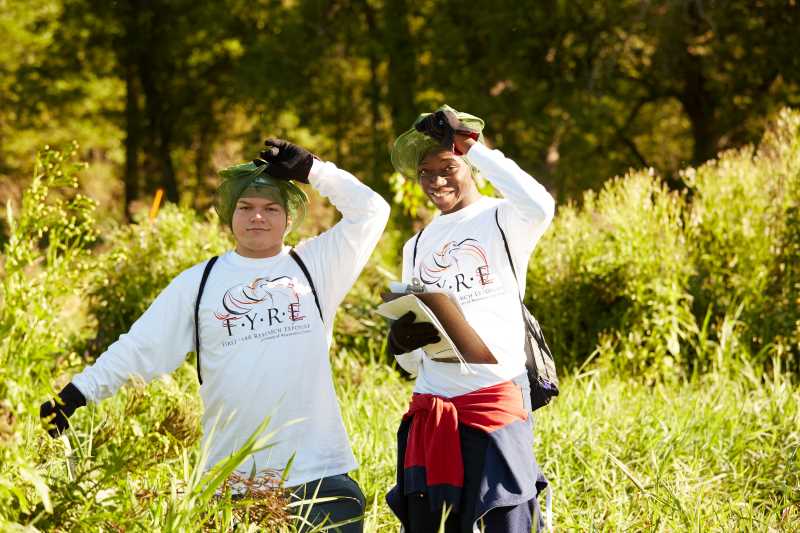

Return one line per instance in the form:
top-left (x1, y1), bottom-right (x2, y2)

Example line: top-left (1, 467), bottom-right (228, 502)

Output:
top-left (377, 293), bottom-right (464, 362)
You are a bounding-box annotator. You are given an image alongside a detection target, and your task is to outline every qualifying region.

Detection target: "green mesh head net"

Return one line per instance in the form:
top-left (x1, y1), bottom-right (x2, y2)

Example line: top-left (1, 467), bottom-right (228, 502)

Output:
top-left (390, 104), bottom-right (486, 179)
top-left (215, 161), bottom-right (308, 232)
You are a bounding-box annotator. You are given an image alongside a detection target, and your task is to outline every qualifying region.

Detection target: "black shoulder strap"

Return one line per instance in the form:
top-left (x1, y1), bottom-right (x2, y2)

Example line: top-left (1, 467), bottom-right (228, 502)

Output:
top-left (195, 256), bottom-right (219, 385)
top-left (289, 248), bottom-right (323, 322)
top-left (495, 209), bottom-right (553, 363)
top-left (412, 227), bottom-right (424, 269)
top-left (494, 208), bottom-right (524, 303)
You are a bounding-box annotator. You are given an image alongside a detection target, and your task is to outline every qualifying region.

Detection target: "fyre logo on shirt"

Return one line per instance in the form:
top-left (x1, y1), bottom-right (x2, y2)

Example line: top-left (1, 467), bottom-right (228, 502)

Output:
top-left (420, 238), bottom-right (496, 292)
top-left (214, 276), bottom-right (306, 337)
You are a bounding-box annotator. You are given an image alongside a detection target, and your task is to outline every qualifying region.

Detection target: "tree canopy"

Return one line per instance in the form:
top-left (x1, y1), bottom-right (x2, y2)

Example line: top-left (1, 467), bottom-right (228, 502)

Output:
top-left (1, 0), bottom-right (798, 218)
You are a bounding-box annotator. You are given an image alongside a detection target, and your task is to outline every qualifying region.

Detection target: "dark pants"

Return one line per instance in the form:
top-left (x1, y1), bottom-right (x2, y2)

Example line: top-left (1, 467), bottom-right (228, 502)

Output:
top-left (290, 473), bottom-right (366, 533)
top-left (406, 494), bottom-right (535, 533)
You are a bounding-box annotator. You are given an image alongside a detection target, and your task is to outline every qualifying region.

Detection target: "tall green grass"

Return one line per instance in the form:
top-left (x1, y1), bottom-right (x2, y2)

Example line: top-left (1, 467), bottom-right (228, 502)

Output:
top-left (537, 360), bottom-right (799, 531)
top-left (7, 341), bottom-right (798, 531)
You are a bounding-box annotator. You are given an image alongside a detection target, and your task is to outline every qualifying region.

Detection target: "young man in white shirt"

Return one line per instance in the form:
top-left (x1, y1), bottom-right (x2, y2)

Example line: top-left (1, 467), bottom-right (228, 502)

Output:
top-left (40, 138), bottom-right (390, 532)
top-left (386, 107), bottom-right (554, 532)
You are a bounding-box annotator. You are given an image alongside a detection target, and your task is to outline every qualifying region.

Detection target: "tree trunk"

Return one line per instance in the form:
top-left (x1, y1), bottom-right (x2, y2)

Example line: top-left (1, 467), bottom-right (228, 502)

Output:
top-left (137, 37), bottom-right (180, 203)
top-left (680, 0), bottom-right (719, 166)
top-left (120, 0), bottom-right (142, 221)
top-left (680, 53), bottom-right (719, 165)
top-left (158, 122), bottom-right (179, 202)
top-left (363, 2), bottom-right (388, 194)
top-left (123, 62), bottom-right (140, 220)
top-left (384, 0), bottom-right (417, 135)
top-left (194, 121), bottom-right (213, 209)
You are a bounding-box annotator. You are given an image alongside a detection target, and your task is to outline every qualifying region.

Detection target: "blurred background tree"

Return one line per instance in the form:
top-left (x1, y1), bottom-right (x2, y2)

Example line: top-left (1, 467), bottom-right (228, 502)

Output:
top-left (0, 0), bottom-right (798, 222)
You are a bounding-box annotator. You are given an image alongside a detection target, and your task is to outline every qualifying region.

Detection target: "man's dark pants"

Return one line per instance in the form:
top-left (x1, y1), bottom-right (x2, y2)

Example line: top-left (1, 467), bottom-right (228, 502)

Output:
top-left (291, 473), bottom-right (366, 532)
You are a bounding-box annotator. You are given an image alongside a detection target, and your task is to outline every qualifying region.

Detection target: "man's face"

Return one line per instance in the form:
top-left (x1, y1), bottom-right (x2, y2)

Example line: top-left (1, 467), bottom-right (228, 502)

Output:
top-left (417, 149), bottom-right (480, 214)
top-left (231, 196), bottom-right (289, 258)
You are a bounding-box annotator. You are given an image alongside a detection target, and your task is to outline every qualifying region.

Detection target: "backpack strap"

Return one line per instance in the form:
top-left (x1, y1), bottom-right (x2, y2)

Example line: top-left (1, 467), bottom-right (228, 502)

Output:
top-left (495, 208), bottom-right (551, 351)
top-left (411, 227), bottom-right (424, 269)
top-left (195, 255), bottom-right (219, 385)
top-left (494, 208), bottom-right (524, 302)
top-left (289, 248), bottom-right (323, 322)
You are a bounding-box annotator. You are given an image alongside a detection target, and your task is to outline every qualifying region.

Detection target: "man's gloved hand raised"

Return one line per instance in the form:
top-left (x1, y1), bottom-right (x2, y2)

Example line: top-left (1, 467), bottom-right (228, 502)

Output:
top-left (388, 311), bottom-right (441, 355)
top-left (414, 110), bottom-right (479, 155)
top-left (254, 138), bottom-right (315, 184)
top-left (39, 383), bottom-right (86, 438)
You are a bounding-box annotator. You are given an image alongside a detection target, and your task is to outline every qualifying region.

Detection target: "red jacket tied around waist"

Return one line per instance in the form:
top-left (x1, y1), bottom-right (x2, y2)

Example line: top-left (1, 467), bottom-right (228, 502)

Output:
top-left (403, 380), bottom-right (528, 489)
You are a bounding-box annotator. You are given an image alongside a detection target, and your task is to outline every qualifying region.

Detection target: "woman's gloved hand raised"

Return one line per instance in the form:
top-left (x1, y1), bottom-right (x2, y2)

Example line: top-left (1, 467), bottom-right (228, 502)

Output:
top-left (414, 110), bottom-right (479, 155)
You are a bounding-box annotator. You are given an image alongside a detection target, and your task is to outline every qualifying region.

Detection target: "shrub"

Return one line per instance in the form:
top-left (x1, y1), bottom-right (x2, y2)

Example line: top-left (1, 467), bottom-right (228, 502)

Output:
top-left (82, 205), bottom-right (231, 358)
top-left (0, 143), bottom-right (97, 521)
top-left (527, 108), bottom-right (800, 377)
top-left (527, 169), bottom-right (696, 380)
top-left (685, 108), bottom-right (800, 371)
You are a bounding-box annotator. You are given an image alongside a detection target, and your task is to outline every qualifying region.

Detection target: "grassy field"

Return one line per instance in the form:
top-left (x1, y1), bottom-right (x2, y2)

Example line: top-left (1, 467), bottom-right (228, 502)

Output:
top-left (8, 349), bottom-right (796, 532)
top-left (343, 355), bottom-right (800, 532)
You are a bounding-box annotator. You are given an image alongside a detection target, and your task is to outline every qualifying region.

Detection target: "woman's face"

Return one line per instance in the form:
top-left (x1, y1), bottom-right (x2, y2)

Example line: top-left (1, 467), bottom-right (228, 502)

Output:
top-left (231, 196), bottom-right (289, 258)
top-left (417, 149), bottom-right (480, 214)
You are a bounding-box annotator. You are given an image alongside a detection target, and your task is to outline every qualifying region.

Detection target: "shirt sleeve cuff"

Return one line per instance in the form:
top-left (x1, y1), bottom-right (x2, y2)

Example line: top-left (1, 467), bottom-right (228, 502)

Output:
top-left (395, 351), bottom-right (421, 378)
top-left (307, 158), bottom-right (326, 186)
top-left (463, 142), bottom-right (495, 167)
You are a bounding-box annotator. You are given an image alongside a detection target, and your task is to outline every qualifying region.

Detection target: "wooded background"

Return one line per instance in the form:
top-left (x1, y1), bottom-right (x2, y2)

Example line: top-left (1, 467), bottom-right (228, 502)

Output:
top-left (1, 0), bottom-right (799, 219)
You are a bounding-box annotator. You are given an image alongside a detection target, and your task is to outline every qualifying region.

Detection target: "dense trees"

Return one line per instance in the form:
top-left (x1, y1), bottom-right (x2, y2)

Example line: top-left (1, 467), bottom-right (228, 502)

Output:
top-left (1, 0), bottom-right (798, 216)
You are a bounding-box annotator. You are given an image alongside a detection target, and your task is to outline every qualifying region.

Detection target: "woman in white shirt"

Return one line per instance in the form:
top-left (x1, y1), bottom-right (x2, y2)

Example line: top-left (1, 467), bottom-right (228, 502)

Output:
top-left (386, 107), bottom-right (554, 532)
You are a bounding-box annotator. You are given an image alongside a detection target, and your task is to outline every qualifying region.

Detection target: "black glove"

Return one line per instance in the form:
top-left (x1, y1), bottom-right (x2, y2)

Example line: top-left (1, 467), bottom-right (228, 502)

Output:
top-left (388, 311), bottom-right (441, 355)
top-left (253, 138), bottom-right (314, 184)
top-left (40, 383), bottom-right (86, 438)
top-left (414, 110), bottom-right (478, 155)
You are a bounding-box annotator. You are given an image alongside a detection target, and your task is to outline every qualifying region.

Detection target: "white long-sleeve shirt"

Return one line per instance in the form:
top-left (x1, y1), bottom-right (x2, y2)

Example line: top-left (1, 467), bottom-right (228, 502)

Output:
top-left (396, 142), bottom-right (555, 397)
top-left (72, 160), bottom-right (390, 486)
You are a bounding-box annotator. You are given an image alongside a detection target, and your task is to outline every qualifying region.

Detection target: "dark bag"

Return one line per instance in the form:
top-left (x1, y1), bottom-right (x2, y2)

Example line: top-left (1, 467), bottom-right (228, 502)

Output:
top-left (494, 209), bottom-right (559, 411)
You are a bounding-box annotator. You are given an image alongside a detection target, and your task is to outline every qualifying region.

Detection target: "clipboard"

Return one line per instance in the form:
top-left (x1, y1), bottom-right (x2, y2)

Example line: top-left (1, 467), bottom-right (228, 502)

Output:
top-left (378, 290), bottom-right (497, 365)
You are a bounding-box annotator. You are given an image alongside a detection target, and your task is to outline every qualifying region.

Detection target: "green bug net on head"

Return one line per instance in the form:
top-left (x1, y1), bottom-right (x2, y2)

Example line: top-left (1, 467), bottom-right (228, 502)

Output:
top-left (214, 161), bottom-right (308, 232)
top-left (390, 104), bottom-right (486, 180)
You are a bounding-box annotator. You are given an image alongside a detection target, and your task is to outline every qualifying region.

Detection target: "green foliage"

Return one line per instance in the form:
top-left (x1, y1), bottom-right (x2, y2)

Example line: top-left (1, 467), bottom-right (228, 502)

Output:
top-left (528, 169), bottom-right (696, 380)
top-left (685, 108), bottom-right (800, 371)
top-left (527, 108), bottom-right (800, 377)
top-left (4, 0), bottom-right (798, 220)
top-left (83, 205), bottom-right (231, 357)
top-left (0, 143), bottom-right (97, 524)
top-left (538, 358), bottom-right (800, 531)
top-left (389, 171), bottom-right (431, 220)
top-left (13, 364), bottom-right (298, 530)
